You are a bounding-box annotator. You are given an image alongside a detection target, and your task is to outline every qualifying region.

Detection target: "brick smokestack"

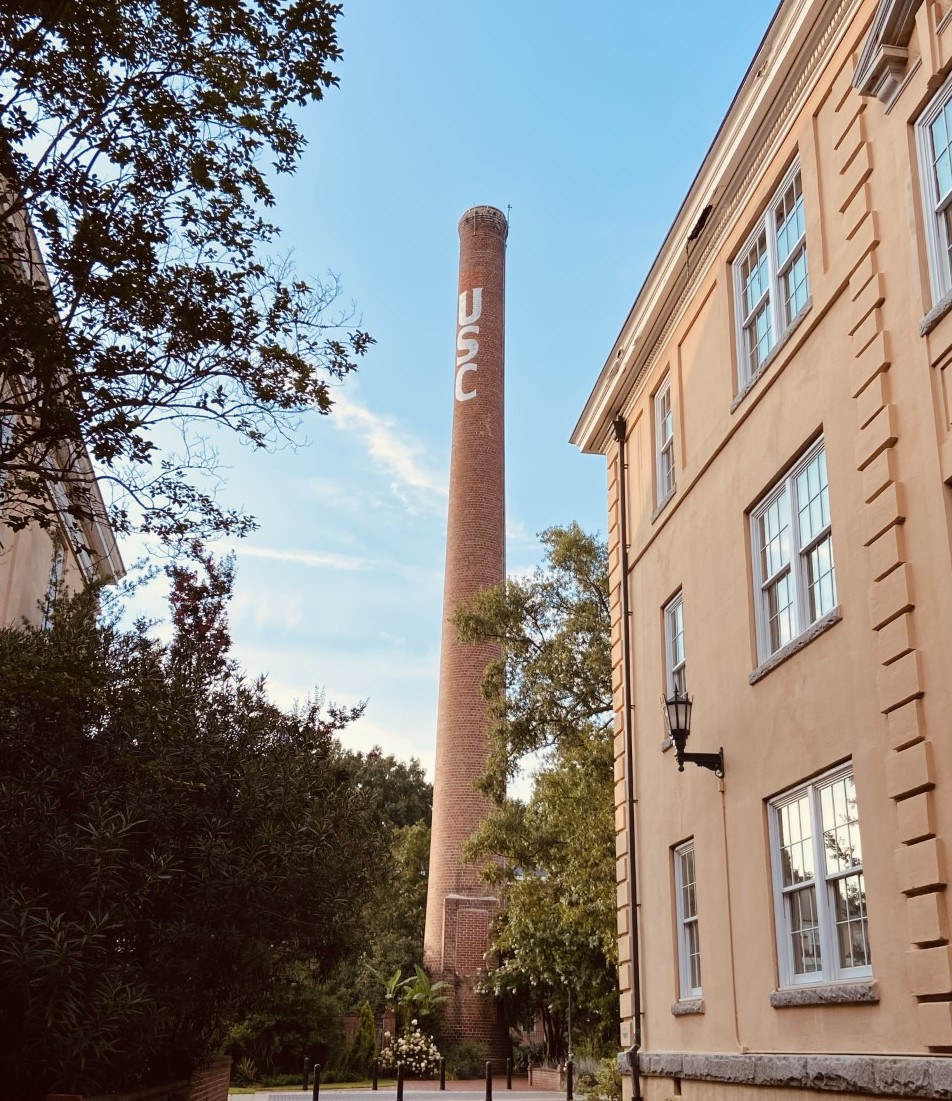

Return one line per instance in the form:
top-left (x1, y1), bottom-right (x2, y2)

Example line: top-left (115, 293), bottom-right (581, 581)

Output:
top-left (424, 206), bottom-right (509, 1059)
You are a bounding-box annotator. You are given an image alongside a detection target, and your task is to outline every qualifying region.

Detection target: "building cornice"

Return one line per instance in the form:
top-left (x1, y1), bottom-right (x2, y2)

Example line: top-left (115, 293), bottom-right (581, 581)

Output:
top-left (572, 0), bottom-right (866, 455)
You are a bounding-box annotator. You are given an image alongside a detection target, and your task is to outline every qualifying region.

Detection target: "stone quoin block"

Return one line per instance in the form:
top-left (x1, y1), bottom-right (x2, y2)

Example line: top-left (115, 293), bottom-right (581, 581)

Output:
top-left (862, 480), bottom-right (904, 545)
top-left (896, 837), bottom-right (947, 895)
top-left (907, 890), bottom-right (949, 946)
top-left (868, 523), bottom-right (905, 582)
top-left (856, 366), bottom-right (889, 431)
top-left (907, 944), bottom-right (952, 996)
top-left (849, 270), bottom-right (886, 337)
top-left (876, 648), bottom-right (924, 712)
top-left (886, 740), bottom-right (935, 801)
top-left (886, 698), bottom-right (926, 750)
top-left (851, 305), bottom-right (883, 359)
top-left (856, 404), bottom-right (898, 470)
top-left (835, 110), bottom-right (867, 173)
top-left (849, 249), bottom-right (878, 300)
top-left (919, 997), bottom-right (952, 1049)
top-left (842, 181), bottom-right (873, 242)
top-left (861, 445), bottom-right (896, 504)
top-left (897, 791), bottom-right (937, 845)
top-left (868, 562), bottom-right (914, 629)
top-left (851, 328), bottom-right (890, 398)
top-left (838, 140), bottom-right (873, 211)
top-left (876, 610), bottom-right (914, 666)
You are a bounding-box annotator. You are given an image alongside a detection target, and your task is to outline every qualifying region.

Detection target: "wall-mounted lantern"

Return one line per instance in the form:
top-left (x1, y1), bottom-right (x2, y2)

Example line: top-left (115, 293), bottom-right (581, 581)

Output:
top-left (663, 689), bottom-right (725, 778)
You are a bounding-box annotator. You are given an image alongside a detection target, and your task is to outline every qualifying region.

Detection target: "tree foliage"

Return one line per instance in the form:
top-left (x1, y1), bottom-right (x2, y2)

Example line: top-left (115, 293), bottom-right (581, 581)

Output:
top-left (455, 523), bottom-right (612, 801)
top-left (456, 525), bottom-right (616, 1058)
top-left (0, 1), bottom-right (372, 547)
top-left (0, 558), bottom-right (385, 1099)
top-left (329, 797), bottom-right (432, 1015)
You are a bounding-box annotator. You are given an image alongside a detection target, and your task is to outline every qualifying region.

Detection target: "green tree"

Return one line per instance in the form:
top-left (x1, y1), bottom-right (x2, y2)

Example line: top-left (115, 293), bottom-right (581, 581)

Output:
top-left (331, 818), bottom-right (432, 1015)
top-left (456, 525), bottom-right (617, 1059)
top-left (349, 1001), bottom-right (377, 1078)
top-left (0, 557), bottom-right (385, 1099)
top-left (0, 2), bottom-right (372, 547)
top-left (342, 750), bottom-right (432, 830)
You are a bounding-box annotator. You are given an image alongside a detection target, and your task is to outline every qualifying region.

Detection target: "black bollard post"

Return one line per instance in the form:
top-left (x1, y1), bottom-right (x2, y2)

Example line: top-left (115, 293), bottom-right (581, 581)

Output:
top-left (313, 1062), bottom-right (322, 1101)
top-left (566, 1058), bottom-right (573, 1101)
top-left (372, 1058), bottom-right (379, 1091)
top-left (506, 1058), bottom-right (512, 1090)
top-left (397, 1064), bottom-right (404, 1101)
top-left (303, 1056), bottom-right (312, 1093)
top-left (439, 1057), bottom-right (446, 1091)
top-left (485, 1060), bottom-right (493, 1101)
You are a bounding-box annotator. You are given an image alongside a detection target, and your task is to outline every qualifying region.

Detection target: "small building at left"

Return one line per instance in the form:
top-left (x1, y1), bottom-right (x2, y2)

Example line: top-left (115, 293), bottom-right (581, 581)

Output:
top-left (0, 210), bottom-right (124, 627)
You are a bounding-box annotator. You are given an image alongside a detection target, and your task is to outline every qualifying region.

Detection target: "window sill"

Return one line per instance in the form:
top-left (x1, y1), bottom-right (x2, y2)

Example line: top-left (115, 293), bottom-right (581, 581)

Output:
top-left (919, 287), bottom-right (952, 337)
top-left (650, 490), bottom-right (676, 524)
top-left (749, 605), bottom-right (841, 685)
top-left (731, 299), bottom-right (813, 413)
top-left (770, 980), bottom-right (878, 1008)
top-left (671, 998), bottom-right (704, 1016)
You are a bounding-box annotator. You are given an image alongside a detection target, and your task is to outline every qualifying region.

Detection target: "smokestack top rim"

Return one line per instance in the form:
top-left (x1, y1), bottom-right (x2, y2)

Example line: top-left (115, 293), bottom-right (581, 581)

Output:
top-left (458, 205), bottom-right (509, 240)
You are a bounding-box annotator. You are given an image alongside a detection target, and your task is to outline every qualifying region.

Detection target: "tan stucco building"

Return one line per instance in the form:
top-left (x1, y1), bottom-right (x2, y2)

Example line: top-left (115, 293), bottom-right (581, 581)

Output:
top-left (573, 0), bottom-right (952, 1096)
top-left (0, 474), bottom-right (122, 626)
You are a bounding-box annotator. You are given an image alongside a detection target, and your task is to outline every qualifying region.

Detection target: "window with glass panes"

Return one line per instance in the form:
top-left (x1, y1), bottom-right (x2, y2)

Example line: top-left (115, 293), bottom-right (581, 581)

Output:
top-left (734, 163), bottom-right (809, 388)
top-left (664, 592), bottom-right (686, 696)
top-left (769, 766), bottom-right (870, 987)
top-left (655, 376), bottom-right (675, 505)
top-left (917, 73), bottom-right (952, 303)
top-left (674, 841), bottom-right (701, 998)
top-left (751, 440), bottom-right (835, 662)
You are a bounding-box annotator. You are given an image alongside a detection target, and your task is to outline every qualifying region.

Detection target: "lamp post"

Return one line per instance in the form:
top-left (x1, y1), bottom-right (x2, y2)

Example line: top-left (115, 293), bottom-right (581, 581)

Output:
top-left (663, 690), bottom-right (724, 778)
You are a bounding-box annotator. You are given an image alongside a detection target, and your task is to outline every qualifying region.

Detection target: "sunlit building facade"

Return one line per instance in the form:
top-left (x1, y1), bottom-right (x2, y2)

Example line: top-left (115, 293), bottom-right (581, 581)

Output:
top-left (573, 0), bottom-right (952, 1096)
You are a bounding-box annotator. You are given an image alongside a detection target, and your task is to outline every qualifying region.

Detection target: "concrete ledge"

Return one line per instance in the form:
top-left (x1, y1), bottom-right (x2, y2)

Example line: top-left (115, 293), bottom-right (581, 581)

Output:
top-left (671, 998), bottom-right (704, 1016)
top-left (920, 288), bottom-right (952, 336)
top-left (770, 980), bottom-right (879, 1007)
top-left (626, 1050), bottom-right (952, 1097)
top-left (749, 606), bottom-right (842, 684)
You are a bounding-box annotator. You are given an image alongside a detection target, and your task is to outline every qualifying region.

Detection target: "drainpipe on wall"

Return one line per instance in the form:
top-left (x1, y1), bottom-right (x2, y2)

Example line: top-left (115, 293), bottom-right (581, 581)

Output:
top-left (613, 415), bottom-right (642, 1101)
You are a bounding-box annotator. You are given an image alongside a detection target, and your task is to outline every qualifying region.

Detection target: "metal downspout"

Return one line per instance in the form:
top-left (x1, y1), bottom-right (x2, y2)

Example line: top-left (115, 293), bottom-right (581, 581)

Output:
top-left (613, 415), bottom-right (642, 1101)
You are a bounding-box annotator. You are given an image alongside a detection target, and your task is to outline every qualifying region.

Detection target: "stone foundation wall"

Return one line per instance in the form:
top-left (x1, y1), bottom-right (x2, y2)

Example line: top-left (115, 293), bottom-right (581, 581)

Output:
top-left (622, 1050), bottom-right (952, 1098)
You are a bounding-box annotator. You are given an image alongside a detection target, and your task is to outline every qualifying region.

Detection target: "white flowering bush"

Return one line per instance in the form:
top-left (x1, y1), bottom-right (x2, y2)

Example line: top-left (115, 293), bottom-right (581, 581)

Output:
top-left (378, 1021), bottom-right (442, 1077)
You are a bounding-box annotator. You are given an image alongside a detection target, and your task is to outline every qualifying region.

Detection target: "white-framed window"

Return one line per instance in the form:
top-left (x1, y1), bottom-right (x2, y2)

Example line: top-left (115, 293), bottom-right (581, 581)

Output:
top-left (769, 764), bottom-right (870, 987)
top-left (733, 161), bottom-right (809, 387)
top-left (750, 439), bottom-right (835, 662)
top-left (917, 72), bottom-right (952, 304)
top-left (664, 591), bottom-right (686, 696)
top-left (655, 375), bottom-right (675, 505)
top-left (674, 840), bottom-right (701, 998)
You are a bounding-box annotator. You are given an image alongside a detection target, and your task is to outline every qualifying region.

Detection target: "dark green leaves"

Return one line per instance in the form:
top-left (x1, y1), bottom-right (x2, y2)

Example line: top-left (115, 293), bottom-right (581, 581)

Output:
top-left (0, 1), bottom-right (372, 547)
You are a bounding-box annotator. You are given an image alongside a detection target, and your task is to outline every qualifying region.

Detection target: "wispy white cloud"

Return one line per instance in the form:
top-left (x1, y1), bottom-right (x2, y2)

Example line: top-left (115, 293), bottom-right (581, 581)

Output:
top-left (331, 394), bottom-right (447, 507)
top-left (224, 544), bottom-right (375, 571)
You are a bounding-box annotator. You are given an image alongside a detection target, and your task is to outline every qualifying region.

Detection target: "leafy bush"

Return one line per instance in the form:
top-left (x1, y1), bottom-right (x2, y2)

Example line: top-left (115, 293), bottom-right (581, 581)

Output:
top-left (225, 971), bottom-right (347, 1077)
top-left (579, 1057), bottom-right (621, 1101)
top-left (0, 568), bottom-right (382, 1099)
top-left (443, 1039), bottom-right (487, 1079)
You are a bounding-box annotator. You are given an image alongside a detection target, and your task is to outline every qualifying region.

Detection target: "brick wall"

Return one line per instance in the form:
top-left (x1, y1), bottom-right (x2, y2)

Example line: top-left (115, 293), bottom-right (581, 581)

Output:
top-left (52, 1058), bottom-right (231, 1101)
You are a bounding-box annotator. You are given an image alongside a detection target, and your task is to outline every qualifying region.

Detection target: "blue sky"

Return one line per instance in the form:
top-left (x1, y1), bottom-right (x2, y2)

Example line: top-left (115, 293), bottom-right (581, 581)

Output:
top-left (128, 2), bottom-right (776, 775)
